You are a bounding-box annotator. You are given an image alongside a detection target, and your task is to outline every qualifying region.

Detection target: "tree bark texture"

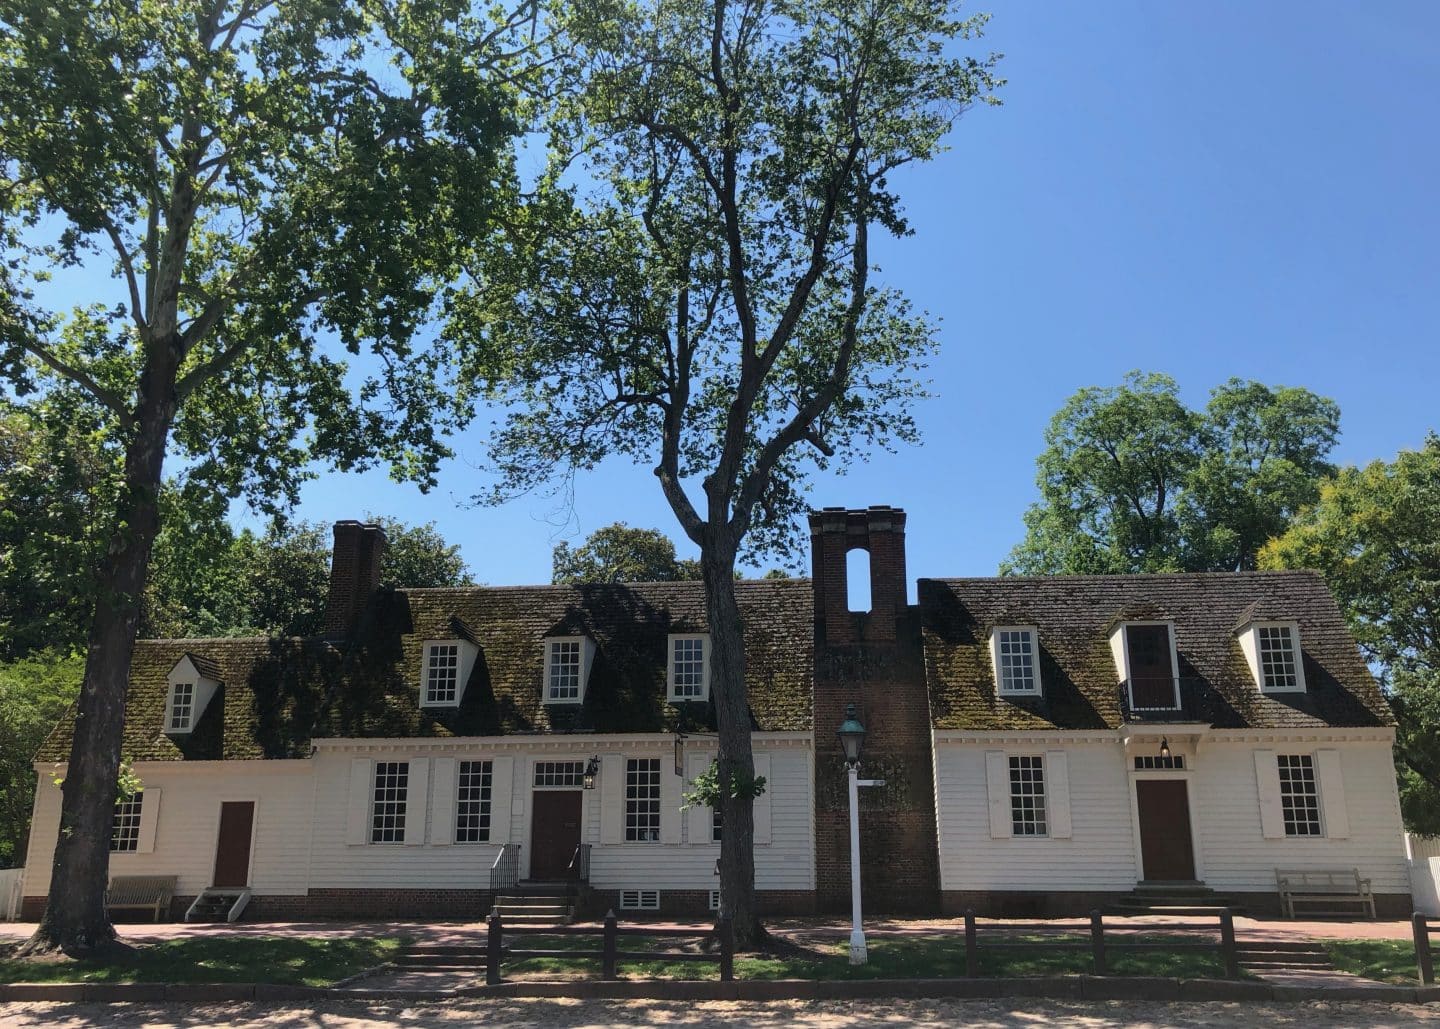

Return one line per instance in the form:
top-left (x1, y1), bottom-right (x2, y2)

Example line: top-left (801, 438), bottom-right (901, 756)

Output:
top-left (22, 352), bottom-right (177, 957)
top-left (702, 544), bottom-right (766, 950)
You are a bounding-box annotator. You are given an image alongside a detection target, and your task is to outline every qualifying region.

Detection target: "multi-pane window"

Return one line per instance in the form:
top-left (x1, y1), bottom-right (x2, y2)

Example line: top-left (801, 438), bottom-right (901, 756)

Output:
top-left (669, 636), bottom-right (707, 700)
top-left (110, 792), bottom-right (143, 852)
top-left (1009, 755), bottom-right (1047, 836)
top-left (533, 761), bottom-right (587, 788)
top-left (625, 758), bottom-right (661, 842)
top-left (1258, 626), bottom-right (1301, 691)
top-left (455, 760), bottom-right (493, 843)
top-left (996, 629), bottom-right (1038, 694)
top-left (425, 644), bottom-right (460, 706)
top-left (547, 640), bottom-right (582, 702)
top-left (169, 682), bottom-right (195, 731)
top-left (712, 806), bottom-right (723, 844)
top-left (1134, 755), bottom-right (1186, 770)
top-left (1278, 754), bottom-right (1322, 836)
top-left (370, 761), bottom-right (409, 843)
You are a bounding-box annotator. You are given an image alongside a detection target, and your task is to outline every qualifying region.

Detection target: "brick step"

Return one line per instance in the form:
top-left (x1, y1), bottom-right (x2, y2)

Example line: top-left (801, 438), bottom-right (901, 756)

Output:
top-left (495, 897), bottom-right (575, 909)
top-left (495, 912), bottom-right (574, 925)
top-left (514, 881), bottom-right (580, 896)
top-left (1107, 904), bottom-right (1242, 917)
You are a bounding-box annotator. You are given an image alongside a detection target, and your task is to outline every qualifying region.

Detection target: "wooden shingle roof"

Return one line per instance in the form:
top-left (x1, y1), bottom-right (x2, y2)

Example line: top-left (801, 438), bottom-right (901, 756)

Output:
top-left (920, 570), bottom-right (1393, 732)
top-left (36, 579), bottom-right (814, 763)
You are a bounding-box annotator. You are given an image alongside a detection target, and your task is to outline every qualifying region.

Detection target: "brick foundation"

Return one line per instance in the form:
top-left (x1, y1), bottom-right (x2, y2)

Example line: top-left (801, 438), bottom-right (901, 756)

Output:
top-left (581, 889), bottom-right (817, 920)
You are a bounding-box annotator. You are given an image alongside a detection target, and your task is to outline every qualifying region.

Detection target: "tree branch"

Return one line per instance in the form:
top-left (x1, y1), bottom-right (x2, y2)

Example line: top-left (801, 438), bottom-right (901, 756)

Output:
top-left (16, 340), bottom-right (134, 429)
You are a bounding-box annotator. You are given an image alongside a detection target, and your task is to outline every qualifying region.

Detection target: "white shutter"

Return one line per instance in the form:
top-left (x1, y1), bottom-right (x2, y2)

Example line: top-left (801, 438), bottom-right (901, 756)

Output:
top-left (430, 758), bottom-right (456, 846)
top-left (136, 787), bottom-right (161, 854)
top-left (686, 753), bottom-right (712, 846)
top-left (1316, 749), bottom-right (1350, 839)
top-left (1045, 751), bottom-right (1072, 839)
top-left (661, 754), bottom-right (683, 845)
top-left (489, 757), bottom-right (514, 845)
top-left (753, 753), bottom-right (773, 845)
top-left (346, 758), bottom-right (372, 845)
top-left (600, 755), bottom-right (625, 845)
top-left (1254, 750), bottom-right (1285, 839)
top-left (985, 751), bottom-right (1012, 839)
top-left (404, 759), bottom-right (430, 846)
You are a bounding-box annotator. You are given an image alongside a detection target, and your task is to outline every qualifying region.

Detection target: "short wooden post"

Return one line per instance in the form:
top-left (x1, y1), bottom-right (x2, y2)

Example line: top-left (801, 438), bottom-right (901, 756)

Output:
top-left (486, 909), bottom-right (503, 985)
top-left (602, 910), bottom-right (619, 981)
top-left (1415, 913), bottom-right (1435, 985)
top-left (1219, 908), bottom-right (1239, 980)
top-left (1089, 910), bottom-right (1107, 975)
top-left (964, 909), bottom-right (978, 978)
top-left (718, 916), bottom-right (735, 982)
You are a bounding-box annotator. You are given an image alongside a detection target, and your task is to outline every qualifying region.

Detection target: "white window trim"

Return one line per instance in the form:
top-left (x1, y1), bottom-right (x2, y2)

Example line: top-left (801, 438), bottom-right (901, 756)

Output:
top-left (988, 625), bottom-right (1043, 696)
top-left (1109, 620), bottom-right (1182, 711)
top-left (164, 657), bottom-right (220, 736)
top-left (667, 633), bottom-right (711, 703)
top-left (1238, 621), bottom-right (1307, 694)
top-left (419, 639), bottom-right (479, 709)
top-left (543, 636), bottom-right (596, 705)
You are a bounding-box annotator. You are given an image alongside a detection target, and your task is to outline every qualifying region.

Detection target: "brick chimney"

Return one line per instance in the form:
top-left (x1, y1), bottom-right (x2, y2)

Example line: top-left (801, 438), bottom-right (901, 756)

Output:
top-left (808, 505), bottom-right (908, 644)
top-left (324, 520), bottom-right (388, 639)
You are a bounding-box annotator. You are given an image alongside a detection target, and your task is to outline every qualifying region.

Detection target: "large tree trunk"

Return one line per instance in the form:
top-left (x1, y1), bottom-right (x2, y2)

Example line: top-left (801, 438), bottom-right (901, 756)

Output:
top-left (21, 358), bottom-right (176, 957)
top-left (701, 543), bottom-right (767, 950)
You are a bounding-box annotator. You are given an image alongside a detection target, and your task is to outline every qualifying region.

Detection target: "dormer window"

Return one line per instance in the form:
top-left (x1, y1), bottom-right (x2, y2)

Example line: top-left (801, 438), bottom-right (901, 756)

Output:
top-left (1109, 621), bottom-right (1180, 713)
top-left (169, 683), bottom-right (196, 732)
top-left (1238, 621), bottom-right (1306, 693)
top-left (545, 636), bottom-right (596, 704)
top-left (668, 634), bottom-right (710, 702)
top-left (164, 655), bottom-right (221, 736)
top-left (989, 626), bottom-right (1041, 696)
top-left (420, 639), bottom-right (479, 708)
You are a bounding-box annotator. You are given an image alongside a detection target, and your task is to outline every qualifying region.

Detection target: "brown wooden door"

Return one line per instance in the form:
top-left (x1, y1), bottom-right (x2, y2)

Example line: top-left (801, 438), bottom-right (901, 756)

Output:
top-left (212, 801), bottom-right (255, 888)
top-left (529, 791), bottom-right (582, 880)
top-left (1127, 624), bottom-right (1176, 709)
top-left (1136, 780), bottom-right (1195, 881)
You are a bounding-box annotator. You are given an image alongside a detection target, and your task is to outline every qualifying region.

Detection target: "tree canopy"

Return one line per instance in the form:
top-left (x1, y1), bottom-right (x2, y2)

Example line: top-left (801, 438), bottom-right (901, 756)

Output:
top-left (1005, 373), bottom-right (1340, 575)
top-left (1261, 434), bottom-right (1440, 832)
top-left (552, 523), bottom-right (700, 584)
top-left (452, 0), bottom-right (1001, 945)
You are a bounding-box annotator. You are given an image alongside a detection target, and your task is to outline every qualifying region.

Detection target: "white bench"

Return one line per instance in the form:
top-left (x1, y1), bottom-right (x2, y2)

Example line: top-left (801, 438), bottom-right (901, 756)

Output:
top-left (105, 875), bottom-right (177, 922)
top-left (1276, 868), bottom-right (1376, 919)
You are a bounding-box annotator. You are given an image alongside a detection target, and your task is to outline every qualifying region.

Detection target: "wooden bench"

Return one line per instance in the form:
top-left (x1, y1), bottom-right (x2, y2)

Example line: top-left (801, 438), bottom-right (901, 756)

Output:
top-left (105, 875), bottom-right (177, 922)
top-left (1276, 868), bottom-right (1376, 919)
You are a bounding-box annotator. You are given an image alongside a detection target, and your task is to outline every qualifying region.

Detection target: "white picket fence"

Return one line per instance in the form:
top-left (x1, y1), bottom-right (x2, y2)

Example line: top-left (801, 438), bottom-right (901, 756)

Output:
top-left (1408, 835), bottom-right (1440, 915)
top-left (0, 868), bottom-right (22, 920)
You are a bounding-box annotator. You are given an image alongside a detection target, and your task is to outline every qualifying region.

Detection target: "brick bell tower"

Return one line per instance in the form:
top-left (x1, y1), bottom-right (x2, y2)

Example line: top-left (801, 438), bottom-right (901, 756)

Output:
top-left (809, 506), bottom-right (940, 913)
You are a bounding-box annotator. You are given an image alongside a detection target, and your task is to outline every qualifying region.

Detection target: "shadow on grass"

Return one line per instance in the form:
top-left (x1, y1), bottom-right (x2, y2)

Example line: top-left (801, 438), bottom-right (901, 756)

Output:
top-left (1325, 939), bottom-right (1419, 985)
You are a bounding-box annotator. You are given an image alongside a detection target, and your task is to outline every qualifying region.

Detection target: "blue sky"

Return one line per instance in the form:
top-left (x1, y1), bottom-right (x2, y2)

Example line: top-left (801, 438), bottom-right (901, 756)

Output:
top-left (260, 2), bottom-right (1440, 587)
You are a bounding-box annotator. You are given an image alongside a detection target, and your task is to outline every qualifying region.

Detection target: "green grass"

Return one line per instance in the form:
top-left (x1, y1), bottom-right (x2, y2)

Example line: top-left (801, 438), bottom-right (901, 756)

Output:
top-left (0, 936), bottom-right (401, 986)
top-left (1324, 939), bottom-right (1419, 985)
top-left (502, 932), bottom-right (1230, 981)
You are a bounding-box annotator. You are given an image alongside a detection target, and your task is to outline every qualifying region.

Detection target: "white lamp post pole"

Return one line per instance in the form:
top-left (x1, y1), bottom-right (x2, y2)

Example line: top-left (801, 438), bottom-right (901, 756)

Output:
top-left (847, 760), bottom-right (866, 965)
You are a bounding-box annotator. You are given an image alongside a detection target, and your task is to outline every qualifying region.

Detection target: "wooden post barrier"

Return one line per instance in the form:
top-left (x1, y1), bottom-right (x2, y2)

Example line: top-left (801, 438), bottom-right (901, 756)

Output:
top-left (1089, 910), bottom-right (1107, 975)
top-left (486, 909), bottom-right (503, 985)
top-left (1219, 909), bottom-right (1239, 980)
top-left (1415, 913), bottom-right (1435, 985)
top-left (718, 917), bottom-right (735, 982)
top-left (964, 909), bottom-right (978, 978)
top-left (601, 911), bottom-right (619, 981)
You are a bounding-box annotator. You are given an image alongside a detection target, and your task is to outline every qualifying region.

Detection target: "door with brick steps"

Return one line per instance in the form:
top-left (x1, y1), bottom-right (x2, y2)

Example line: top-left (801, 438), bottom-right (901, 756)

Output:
top-left (530, 790), bottom-right (582, 880)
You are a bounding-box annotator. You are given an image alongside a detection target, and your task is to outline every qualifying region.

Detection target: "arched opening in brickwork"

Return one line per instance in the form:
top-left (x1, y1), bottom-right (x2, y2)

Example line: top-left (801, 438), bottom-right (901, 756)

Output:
top-left (846, 547), bottom-right (872, 612)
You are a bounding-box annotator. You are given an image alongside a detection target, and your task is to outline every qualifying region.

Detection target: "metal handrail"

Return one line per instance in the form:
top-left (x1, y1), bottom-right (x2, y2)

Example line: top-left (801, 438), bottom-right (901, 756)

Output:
top-left (490, 843), bottom-right (520, 893)
top-left (568, 842), bottom-right (591, 883)
top-left (1118, 676), bottom-right (1206, 721)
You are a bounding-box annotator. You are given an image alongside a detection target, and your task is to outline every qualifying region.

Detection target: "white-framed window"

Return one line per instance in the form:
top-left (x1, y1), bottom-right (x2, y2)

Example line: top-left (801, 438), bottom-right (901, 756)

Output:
top-left (1009, 755), bottom-right (1047, 836)
top-left (455, 759), bottom-right (493, 843)
top-left (547, 639), bottom-right (582, 702)
top-left (668, 634), bottom-right (710, 701)
top-left (625, 758), bottom-right (661, 842)
top-left (1134, 755), bottom-right (1186, 770)
top-left (708, 889), bottom-right (721, 912)
top-left (712, 806), bottom-right (723, 844)
top-left (423, 644), bottom-right (460, 706)
top-left (370, 761), bottom-right (409, 844)
top-left (619, 889), bottom-right (660, 910)
top-left (533, 760), bottom-right (587, 788)
top-left (1278, 754), bottom-right (1322, 836)
top-left (169, 682), bottom-right (196, 731)
top-left (110, 792), bottom-right (143, 853)
top-left (992, 627), bottom-right (1041, 695)
top-left (1258, 625), bottom-right (1303, 692)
